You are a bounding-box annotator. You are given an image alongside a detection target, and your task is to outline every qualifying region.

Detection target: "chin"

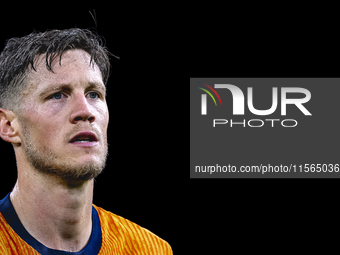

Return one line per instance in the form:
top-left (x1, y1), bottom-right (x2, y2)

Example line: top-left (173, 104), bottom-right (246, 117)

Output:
top-left (58, 160), bottom-right (105, 182)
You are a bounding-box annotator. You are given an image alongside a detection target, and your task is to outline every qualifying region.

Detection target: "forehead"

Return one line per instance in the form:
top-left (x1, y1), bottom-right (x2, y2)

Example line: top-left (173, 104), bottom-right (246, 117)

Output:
top-left (26, 49), bottom-right (104, 93)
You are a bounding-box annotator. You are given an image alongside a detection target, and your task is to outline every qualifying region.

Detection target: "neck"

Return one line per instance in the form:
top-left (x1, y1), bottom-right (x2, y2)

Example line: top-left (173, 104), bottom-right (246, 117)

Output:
top-left (10, 166), bottom-right (94, 252)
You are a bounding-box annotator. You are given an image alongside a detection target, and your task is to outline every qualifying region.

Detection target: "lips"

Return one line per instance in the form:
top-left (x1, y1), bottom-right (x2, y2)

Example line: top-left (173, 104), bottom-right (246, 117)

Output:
top-left (69, 132), bottom-right (98, 143)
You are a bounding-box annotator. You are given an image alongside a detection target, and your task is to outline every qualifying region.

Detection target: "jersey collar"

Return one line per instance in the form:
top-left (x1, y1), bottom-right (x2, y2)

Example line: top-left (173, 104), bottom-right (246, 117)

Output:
top-left (0, 193), bottom-right (102, 254)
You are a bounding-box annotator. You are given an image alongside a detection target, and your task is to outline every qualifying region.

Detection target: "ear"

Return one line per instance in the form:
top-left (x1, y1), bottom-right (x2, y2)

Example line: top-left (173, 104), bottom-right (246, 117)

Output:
top-left (0, 108), bottom-right (22, 145)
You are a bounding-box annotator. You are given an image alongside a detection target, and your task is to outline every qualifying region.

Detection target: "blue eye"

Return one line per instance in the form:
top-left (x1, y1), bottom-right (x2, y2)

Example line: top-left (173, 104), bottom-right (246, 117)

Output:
top-left (89, 92), bottom-right (99, 99)
top-left (52, 92), bottom-right (62, 99)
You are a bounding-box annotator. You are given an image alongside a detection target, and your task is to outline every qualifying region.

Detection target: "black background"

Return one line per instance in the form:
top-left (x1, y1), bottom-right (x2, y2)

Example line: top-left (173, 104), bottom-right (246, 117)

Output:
top-left (0, 5), bottom-right (178, 254)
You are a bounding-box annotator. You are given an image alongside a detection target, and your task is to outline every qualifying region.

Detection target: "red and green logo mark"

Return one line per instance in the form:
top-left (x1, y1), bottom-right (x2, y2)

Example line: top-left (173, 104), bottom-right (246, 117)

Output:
top-left (197, 82), bottom-right (222, 115)
top-left (197, 82), bottom-right (222, 106)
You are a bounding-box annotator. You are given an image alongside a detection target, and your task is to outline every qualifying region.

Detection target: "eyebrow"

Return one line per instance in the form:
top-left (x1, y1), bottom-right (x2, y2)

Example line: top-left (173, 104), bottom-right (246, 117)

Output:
top-left (86, 82), bottom-right (106, 94)
top-left (40, 82), bottom-right (106, 97)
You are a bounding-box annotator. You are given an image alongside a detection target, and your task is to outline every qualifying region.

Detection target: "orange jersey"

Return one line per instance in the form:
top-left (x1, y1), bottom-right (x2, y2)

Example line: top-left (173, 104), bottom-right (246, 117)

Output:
top-left (0, 193), bottom-right (172, 254)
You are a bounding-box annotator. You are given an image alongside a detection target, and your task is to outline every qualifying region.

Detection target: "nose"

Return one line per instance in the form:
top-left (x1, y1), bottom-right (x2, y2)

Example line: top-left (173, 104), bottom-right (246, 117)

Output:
top-left (69, 94), bottom-right (95, 124)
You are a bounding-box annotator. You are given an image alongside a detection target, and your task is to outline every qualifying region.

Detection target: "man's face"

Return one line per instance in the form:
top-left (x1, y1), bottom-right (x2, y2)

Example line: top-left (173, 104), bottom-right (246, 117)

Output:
top-left (17, 49), bottom-right (109, 181)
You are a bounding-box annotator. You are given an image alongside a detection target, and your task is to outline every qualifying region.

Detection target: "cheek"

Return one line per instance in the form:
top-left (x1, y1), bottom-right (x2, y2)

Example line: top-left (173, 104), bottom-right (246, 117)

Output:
top-left (44, 100), bottom-right (68, 116)
top-left (21, 107), bottom-right (64, 147)
top-left (93, 101), bottom-right (109, 124)
top-left (93, 104), bottom-right (109, 143)
top-left (24, 97), bottom-right (65, 119)
top-left (100, 106), bottom-right (109, 134)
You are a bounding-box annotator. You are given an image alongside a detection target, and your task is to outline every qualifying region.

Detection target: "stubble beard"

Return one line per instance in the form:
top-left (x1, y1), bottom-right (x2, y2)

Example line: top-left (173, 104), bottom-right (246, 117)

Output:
top-left (22, 125), bottom-right (108, 182)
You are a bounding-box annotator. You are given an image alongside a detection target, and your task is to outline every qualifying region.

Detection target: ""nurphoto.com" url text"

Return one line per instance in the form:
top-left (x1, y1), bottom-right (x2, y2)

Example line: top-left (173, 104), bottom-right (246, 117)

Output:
top-left (195, 164), bottom-right (340, 175)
